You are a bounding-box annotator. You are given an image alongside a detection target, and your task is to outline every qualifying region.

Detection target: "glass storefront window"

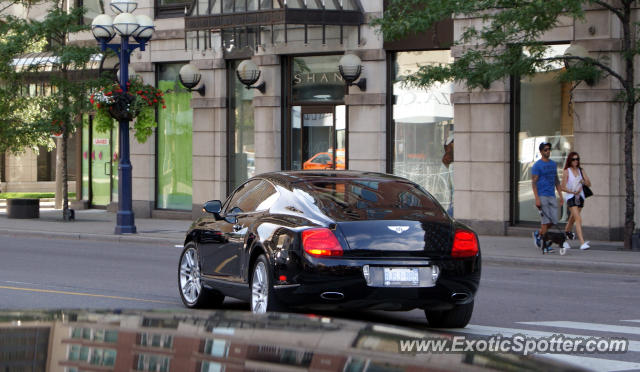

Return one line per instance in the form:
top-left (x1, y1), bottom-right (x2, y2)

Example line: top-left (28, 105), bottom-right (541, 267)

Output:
top-left (229, 60), bottom-right (255, 191)
top-left (515, 44), bottom-right (573, 223)
top-left (79, 0), bottom-right (102, 25)
top-left (291, 105), bottom-right (346, 171)
top-left (392, 50), bottom-right (454, 214)
top-left (157, 63), bottom-right (193, 210)
top-left (289, 55), bottom-right (346, 171)
top-left (292, 55), bottom-right (345, 103)
top-left (82, 116), bottom-right (89, 200)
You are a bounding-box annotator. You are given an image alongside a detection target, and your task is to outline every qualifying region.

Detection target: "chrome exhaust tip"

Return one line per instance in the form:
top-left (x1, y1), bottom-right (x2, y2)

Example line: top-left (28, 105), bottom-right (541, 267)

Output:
top-left (451, 292), bottom-right (470, 302)
top-left (320, 292), bottom-right (344, 300)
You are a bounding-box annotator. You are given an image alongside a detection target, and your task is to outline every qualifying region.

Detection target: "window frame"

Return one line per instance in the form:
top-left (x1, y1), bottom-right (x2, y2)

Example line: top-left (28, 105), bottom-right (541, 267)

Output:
top-left (155, 0), bottom-right (192, 18)
top-left (509, 42), bottom-right (573, 225)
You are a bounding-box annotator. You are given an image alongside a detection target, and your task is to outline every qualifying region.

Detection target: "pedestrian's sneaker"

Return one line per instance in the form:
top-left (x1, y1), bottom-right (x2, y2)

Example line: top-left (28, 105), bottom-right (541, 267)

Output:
top-left (565, 231), bottom-right (576, 240)
top-left (533, 231), bottom-right (542, 248)
top-left (580, 241), bottom-right (591, 250)
top-left (546, 246), bottom-right (555, 253)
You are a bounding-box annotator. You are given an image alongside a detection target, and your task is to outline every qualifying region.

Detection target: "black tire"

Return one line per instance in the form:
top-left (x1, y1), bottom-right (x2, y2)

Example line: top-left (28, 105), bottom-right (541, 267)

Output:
top-left (425, 301), bottom-right (474, 328)
top-left (250, 254), bottom-right (286, 314)
top-left (178, 242), bottom-right (224, 308)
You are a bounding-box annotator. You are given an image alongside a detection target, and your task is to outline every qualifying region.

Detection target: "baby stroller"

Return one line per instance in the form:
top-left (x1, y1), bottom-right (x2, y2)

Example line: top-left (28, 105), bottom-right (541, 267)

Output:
top-left (536, 207), bottom-right (571, 256)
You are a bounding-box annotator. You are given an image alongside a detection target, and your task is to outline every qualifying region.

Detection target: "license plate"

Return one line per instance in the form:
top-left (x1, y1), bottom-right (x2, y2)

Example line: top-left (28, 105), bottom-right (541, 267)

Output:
top-left (383, 267), bottom-right (419, 287)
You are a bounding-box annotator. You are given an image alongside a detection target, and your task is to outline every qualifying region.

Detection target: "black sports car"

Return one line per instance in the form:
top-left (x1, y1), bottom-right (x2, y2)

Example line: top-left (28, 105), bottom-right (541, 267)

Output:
top-left (178, 171), bottom-right (481, 328)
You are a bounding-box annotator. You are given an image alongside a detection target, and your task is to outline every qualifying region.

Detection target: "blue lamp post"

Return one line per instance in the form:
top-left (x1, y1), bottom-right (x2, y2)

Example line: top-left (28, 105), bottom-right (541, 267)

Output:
top-left (91, 1), bottom-right (154, 234)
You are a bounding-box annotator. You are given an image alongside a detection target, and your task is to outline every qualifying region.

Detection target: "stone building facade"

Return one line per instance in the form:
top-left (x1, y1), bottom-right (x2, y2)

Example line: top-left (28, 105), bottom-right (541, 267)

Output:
top-left (5, 0), bottom-right (635, 240)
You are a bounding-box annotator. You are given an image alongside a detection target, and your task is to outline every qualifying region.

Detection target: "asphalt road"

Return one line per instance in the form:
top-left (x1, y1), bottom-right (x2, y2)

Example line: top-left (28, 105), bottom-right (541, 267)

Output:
top-left (0, 237), bottom-right (636, 320)
top-left (1, 237), bottom-right (639, 370)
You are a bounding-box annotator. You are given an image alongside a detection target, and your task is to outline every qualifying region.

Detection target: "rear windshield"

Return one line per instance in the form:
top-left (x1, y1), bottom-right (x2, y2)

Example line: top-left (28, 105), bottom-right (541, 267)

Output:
top-left (297, 179), bottom-right (447, 220)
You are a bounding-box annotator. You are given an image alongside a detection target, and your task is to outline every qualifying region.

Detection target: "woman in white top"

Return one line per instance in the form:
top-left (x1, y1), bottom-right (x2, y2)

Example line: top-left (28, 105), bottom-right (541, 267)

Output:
top-left (562, 152), bottom-right (592, 250)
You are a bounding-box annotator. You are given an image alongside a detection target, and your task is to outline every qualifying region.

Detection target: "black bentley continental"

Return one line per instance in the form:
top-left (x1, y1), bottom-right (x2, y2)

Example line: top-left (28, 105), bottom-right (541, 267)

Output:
top-left (178, 171), bottom-right (481, 328)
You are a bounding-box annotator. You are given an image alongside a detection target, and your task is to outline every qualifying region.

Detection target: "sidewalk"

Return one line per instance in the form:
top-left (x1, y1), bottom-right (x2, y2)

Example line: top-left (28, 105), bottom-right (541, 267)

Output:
top-left (0, 208), bottom-right (638, 276)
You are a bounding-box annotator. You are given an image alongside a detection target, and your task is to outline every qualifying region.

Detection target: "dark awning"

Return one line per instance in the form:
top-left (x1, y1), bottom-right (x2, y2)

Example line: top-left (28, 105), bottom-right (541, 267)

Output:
top-left (12, 52), bottom-right (118, 82)
top-left (184, 0), bottom-right (365, 55)
top-left (185, 0), bottom-right (364, 30)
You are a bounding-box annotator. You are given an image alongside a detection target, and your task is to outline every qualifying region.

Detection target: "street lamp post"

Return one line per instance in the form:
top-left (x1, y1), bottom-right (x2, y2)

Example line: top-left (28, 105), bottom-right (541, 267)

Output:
top-left (91, 1), bottom-right (154, 234)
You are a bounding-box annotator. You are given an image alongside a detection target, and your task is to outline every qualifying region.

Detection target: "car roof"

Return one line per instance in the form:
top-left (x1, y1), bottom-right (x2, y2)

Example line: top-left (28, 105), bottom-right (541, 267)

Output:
top-left (257, 170), bottom-right (410, 187)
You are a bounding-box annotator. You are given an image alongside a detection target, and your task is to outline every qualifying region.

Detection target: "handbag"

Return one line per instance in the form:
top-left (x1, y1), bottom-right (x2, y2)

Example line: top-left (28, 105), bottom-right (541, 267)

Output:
top-left (579, 168), bottom-right (593, 198)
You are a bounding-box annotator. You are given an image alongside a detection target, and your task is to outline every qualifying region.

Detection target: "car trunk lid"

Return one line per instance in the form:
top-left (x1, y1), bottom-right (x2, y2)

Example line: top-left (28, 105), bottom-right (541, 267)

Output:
top-left (336, 219), bottom-right (453, 258)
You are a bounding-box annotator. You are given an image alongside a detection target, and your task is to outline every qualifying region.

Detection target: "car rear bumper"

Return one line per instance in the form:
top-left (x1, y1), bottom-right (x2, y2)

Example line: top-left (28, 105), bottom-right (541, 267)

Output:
top-left (272, 255), bottom-right (481, 311)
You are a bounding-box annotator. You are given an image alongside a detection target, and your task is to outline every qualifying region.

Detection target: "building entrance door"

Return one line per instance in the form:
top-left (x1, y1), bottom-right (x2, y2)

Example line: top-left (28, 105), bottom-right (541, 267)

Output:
top-left (291, 105), bottom-right (346, 170)
top-left (81, 116), bottom-right (118, 208)
top-left (90, 125), bottom-right (112, 207)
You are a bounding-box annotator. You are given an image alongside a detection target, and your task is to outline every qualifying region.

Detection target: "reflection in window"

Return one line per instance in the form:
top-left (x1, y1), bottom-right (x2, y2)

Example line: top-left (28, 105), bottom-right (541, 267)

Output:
top-left (142, 318), bottom-right (180, 329)
top-left (515, 44), bottom-right (573, 223)
top-left (344, 357), bottom-right (406, 372)
top-left (392, 50), bottom-right (454, 215)
top-left (229, 59), bottom-right (255, 191)
top-left (157, 63), bottom-right (193, 210)
top-left (204, 339), bottom-right (228, 357)
top-left (201, 361), bottom-right (224, 372)
top-left (139, 333), bottom-right (173, 349)
top-left (292, 56), bottom-right (345, 103)
top-left (301, 179), bottom-right (445, 221)
top-left (246, 345), bottom-right (313, 367)
top-left (136, 354), bottom-right (170, 372)
top-left (67, 345), bottom-right (116, 366)
top-left (78, 0), bottom-right (102, 24)
top-left (70, 327), bottom-right (118, 343)
top-left (226, 180), bottom-right (277, 213)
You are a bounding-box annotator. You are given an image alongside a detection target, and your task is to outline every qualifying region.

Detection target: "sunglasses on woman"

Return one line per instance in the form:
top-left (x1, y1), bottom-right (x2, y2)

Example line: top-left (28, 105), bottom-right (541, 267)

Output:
top-left (572, 157), bottom-right (580, 161)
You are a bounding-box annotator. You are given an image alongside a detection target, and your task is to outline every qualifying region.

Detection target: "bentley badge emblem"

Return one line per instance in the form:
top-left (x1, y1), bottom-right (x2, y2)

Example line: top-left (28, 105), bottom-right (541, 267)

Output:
top-left (388, 226), bottom-right (409, 234)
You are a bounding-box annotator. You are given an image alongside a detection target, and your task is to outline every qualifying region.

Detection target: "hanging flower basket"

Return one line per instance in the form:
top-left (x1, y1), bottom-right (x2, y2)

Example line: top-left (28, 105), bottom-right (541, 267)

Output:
top-left (90, 77), bottom-right (167, 143)
top-left (107, 92), bottom-right (137, 121)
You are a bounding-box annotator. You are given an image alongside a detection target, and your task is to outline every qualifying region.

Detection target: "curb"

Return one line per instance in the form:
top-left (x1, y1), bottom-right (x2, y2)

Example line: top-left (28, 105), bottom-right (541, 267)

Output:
top-left (0, 229), bottom-right (183, 247)
top-left (483, 256), bottom-right (640, 276)
top-left (2, 228), bottom-right (638, 276)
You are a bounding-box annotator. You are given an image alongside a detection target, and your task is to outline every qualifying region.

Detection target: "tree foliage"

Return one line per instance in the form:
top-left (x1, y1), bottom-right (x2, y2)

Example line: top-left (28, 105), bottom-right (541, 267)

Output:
top-left (375, 0), bottom-right (639, 249)
top-left (1, 0), bottom-right (104, 219)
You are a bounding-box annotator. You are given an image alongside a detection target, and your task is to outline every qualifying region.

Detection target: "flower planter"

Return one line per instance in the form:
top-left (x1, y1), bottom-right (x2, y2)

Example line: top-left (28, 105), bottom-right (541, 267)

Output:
top-left (7, 198), bottom-right (39, 219)
top-left (107, 92), bottom-right (137, 121)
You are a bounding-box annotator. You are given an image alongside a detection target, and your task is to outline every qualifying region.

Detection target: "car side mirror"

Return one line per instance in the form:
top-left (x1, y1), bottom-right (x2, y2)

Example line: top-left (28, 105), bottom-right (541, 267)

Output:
top-left (203, 200), bottom-right (222, 219)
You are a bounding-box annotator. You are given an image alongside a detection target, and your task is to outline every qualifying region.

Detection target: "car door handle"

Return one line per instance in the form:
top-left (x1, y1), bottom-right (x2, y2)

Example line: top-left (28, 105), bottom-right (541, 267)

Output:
top-left (233, 224), bottom-right (243, 232)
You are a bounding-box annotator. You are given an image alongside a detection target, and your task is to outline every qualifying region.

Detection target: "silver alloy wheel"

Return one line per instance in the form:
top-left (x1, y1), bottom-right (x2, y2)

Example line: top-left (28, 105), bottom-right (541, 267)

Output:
top-left (179, 247), bottom-right (202, 304)
top-left (251, 261), bottom-right (268, 314)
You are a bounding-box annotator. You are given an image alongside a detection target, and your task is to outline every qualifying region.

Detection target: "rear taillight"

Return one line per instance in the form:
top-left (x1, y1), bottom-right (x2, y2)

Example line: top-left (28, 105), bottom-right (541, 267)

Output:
top-left (302, 228), bottom-right (343, 257)
top-left (451, 230), bottom-right (478, 258)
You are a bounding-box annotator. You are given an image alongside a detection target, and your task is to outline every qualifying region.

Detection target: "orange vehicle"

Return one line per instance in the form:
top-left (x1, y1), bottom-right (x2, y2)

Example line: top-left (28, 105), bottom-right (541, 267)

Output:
top-left (303, 150), bottom-right (345, 170)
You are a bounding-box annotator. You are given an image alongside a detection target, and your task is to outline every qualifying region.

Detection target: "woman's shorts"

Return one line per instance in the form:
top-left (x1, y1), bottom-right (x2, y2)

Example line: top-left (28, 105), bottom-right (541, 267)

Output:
top-left (568, 195), bottom-right (584, 208)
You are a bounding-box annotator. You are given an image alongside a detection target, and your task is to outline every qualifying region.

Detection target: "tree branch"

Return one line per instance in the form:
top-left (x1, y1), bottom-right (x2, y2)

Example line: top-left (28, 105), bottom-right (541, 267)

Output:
top-left (0, 1), bottom-right (15, 14)
top-left (591, 0), bottom-right (624, 21)
top-left (544, 56), bottom-right (625, 85)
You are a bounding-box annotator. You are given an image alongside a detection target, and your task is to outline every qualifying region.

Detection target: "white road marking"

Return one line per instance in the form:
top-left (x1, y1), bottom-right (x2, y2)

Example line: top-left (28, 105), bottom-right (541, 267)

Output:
top-left (518, 321), bottom-right (640, 336)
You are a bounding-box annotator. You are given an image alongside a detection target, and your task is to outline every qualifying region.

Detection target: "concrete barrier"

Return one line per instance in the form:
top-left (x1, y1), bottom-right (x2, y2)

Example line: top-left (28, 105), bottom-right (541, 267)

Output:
top-left (7, 198), bottom-right (39, 219)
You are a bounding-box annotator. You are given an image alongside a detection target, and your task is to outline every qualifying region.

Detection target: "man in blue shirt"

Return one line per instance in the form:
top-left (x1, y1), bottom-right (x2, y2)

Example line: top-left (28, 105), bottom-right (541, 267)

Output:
top-left (532, 142), bottom-right (564, 251)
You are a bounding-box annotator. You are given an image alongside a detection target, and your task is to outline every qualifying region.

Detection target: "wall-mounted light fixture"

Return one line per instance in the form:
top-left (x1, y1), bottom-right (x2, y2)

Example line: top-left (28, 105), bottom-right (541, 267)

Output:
top-left (178, 63), bottom-right (205, 96)
top-left (338, 53), bottom-right (366, 91)
top-left (563, 44), bottom-right (588, 69)
top-left (236, 60), bottom-right (266, 93)
top-left (564, 44), bottom-right (598, 86)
